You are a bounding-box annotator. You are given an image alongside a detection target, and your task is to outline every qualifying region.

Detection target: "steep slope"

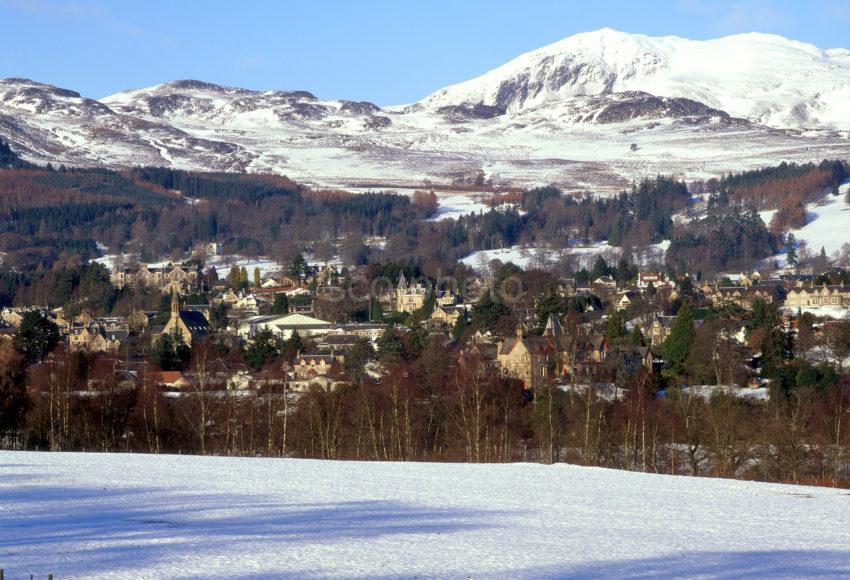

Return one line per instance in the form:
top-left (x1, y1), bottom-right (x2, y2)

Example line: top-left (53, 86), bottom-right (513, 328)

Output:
top-left (419, 28), bottom-right (850, 130)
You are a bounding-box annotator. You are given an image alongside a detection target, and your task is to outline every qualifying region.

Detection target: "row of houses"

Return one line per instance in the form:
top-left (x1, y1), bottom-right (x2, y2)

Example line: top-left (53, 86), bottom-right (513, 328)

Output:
top-left (600, 269), bottom-right (850, 314)
top-left (785, 285), bottom-right (850, 309)
top-left (460, 316), bottom-right (656, 392)
top-left (110, 263), bottom-right (199, 294)
top-left (144, 349), bottom-right (352, 394)
top-left (1, 306), bottom-right (136, 354)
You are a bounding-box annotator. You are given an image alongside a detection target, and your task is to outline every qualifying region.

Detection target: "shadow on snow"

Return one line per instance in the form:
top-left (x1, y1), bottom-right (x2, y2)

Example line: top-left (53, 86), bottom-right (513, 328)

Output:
top-left (0, 474), bottom-right (506, 577)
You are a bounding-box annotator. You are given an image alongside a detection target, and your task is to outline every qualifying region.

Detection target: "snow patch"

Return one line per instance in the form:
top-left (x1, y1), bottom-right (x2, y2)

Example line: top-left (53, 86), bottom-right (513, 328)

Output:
top-left (461, 240), bottom-right (669, 272)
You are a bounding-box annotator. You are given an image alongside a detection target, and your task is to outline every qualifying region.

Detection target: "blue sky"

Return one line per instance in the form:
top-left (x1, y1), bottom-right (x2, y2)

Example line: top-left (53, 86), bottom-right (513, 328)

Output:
top-left (2, 0), bottom-right (849, 104)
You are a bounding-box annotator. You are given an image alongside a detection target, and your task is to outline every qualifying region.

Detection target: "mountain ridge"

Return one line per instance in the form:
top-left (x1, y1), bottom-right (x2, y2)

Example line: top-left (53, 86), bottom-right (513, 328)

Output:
top-left (417, 28), bottom-right (850, 129)
top-left (1, 29), bottom-right (849, 189)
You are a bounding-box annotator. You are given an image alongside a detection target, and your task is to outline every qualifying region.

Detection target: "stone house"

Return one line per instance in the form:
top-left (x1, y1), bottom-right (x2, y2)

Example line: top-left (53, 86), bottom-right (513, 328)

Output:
top-left (395, 273), bottom-right (428, 313)
top-left (68, 324), bottom-right (127, 353)
top-left (436, 290), bottom-right (458, 307)
top-left (111, 263), bottom-right (198, 293)
top-left (288, 354), bottom-right (347, 392)
top-left (592, 276), bottom-right (618, 290)
top-left (614, 290), bottom-right (642, 311)
top-left (430, 305), bottom-right (465, 326)
top-left (650, 315), bottom-right (677, 347)
top-left (0, 307), bottom-right (25, 328)
top-left (785, 285), bottom-right (850, 309)
top-left (707, 285), bottom-right (782, 309)
top-left (496, 326), bottom-right (558, 390)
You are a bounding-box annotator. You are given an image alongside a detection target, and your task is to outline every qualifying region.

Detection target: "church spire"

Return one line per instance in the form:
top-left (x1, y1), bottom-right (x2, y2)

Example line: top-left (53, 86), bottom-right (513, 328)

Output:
top-left (170, 288), bottom-right (179, 316)
top-left (543, 314), bottom-right (562, 339)
top-left (397, 271), bottom-right (407, 290)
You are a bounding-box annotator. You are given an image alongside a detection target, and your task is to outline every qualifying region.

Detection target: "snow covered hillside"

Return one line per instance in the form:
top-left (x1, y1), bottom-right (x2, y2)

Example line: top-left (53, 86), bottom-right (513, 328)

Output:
top-left (784, 183), bottom-right (850, 257)
top-left (420, 29), bottom-right (850, 130)
top-left (2, 451), bottom-right (850, 578)
top-left (460, 240), bottom-right (670, 272)
top-left (1, 29), bottom-right (849, 190)
top-left (760, 182), bottom-right (850, 268)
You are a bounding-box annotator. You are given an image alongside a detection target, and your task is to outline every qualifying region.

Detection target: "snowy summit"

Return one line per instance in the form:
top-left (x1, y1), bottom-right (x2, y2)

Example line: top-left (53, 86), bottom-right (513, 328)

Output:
top-left (420, 28), bottom-right (850, 129)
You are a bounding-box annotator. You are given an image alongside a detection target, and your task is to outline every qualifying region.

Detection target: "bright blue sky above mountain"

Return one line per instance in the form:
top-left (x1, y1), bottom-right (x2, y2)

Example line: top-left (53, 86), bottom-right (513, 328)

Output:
top-left (2, 0), bottom-right (849, 104)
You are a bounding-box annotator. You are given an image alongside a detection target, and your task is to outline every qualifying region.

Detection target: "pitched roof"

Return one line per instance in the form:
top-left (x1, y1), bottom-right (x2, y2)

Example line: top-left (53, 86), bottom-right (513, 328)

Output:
top-left (524, 335), bottom-right (556, 355)
top-left (319, 334), bottom-right (360, 346)
top-left (499, 335), bottom-right (555, 356)
top-left (179, 310), bottom-right (210, 332)
top-left (299, 354), bottom-right (336, 364)
top-left (103, 329), bottom-right (129, 342)
top-left (151, 371), bottom-right (185, 385)
top-left (273, 313), bottom-right (333, 328)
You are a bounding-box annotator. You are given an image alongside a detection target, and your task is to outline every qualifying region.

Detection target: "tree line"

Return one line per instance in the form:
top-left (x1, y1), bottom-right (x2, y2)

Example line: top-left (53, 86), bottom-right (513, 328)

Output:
top-left (1, 339), bottom-right (847, 487)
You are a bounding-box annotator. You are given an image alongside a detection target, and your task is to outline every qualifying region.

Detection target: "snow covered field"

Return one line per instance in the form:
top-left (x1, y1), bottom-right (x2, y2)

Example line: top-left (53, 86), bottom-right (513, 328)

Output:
top-left (427, 192), bottom-right (492, 221)
top-left (2, 452), bottom-right (850, 579)
top-left (760, 182), bottom-right (850, 270)
top-left (461, 240), bottom-right (669, 273)
top-left (788, 187), bottom-right (850, 258)
top-left (790, 305), bottom-right (850, 319)
top-left (203, 254), bottom-right (288, 278)
top-left (460, 244), bottom-right (563, 271)
top-left (93, 252), bottom-right (291, 279)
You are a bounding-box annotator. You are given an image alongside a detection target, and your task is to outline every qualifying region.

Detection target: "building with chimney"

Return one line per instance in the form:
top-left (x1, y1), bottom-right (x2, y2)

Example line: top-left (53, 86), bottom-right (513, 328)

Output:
top-left (395, 272), bottom-right (428, 314)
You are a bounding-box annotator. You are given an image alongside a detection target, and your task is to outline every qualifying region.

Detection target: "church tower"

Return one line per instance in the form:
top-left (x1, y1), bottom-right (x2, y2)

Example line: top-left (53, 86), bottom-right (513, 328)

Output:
top-left (155, 287), bottom-right (209, 348)
top-left (170, 287), bottom-right (179, 318)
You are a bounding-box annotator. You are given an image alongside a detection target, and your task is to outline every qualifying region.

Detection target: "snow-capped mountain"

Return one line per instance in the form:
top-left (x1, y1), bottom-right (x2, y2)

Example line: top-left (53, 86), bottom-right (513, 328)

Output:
top-left (0, 78), bottom-right (248, 171)
top-left (1, 29), bottom-right (849, 190)
top-left (103, 80), bottom-right (392, 130)
top-left (419, 28), bottom-right (850, 129)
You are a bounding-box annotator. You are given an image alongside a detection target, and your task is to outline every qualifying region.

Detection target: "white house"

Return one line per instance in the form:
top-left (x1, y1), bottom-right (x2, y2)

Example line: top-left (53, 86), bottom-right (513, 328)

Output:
top-left (637, 272), bottom-right (665, 288)
top-left (238, 313), bottom-right (333, 340)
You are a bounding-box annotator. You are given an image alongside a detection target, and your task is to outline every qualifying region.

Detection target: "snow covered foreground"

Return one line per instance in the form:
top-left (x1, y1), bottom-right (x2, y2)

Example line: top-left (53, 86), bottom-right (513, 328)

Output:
top-left (1, 452), bottom-right (849, 579)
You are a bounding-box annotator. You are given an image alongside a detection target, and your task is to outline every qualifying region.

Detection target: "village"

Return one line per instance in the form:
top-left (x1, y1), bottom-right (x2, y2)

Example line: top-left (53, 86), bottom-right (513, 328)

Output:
top-left (3, 244), bottom-right (849, 404)
top-left (8, 11), bottom-right (850, 579)
top-left (0, 145), bottom-right (846, 469)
